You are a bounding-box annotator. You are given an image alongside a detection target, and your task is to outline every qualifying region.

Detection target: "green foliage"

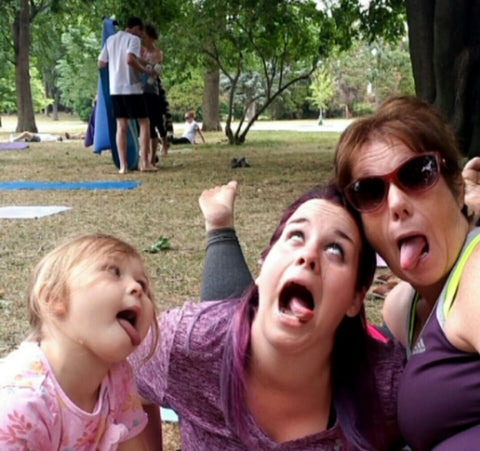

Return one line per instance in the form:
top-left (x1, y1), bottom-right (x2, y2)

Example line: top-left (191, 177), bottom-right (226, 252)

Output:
top-left (351, 102), bottom-right (374, 116)
top-left (308, 67), bottom-right (334, 112)
top-left (55, 25), bottom-right (99, 120)
top-left (0, 61), bottom-right (50, 114)
top-left (144, 236), bottom-right (171, 253)
top-left (369, 40), bottom-right (414, 100)
top-left (115, 0), bottom-right (180, 33)
top-left (162, 0), bottom-right (408, 143)
top-left (30, 65), bottom-right (54, 113)
top-left (0, 65), bottom-right (17, 113)
top-left (165, 71), bottom-right (204, 120)
top-left (0, 0), bottom-right (410, 128)
top-left (268, 80), bottom-right (313, 119)
top-left (359, 0), bottom-right (407, 44)
top-left (320, 38), bottom-right (413, 117)
top-left (74, 96), bottom-right (95, 122)
top-left (174, 0), bottom-right (328, 143)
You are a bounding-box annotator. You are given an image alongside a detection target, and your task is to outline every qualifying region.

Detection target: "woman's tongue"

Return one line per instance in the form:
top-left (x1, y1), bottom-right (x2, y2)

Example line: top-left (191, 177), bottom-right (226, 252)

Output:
top-left (288, 297), bottom-right (314, 322)
top-left (400, 236), bottom-right (427, 270)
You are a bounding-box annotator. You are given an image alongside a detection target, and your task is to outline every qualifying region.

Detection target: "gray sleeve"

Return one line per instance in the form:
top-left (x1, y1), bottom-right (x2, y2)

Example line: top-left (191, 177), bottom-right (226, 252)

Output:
top-left (200, 228), bottom-right (254, 301)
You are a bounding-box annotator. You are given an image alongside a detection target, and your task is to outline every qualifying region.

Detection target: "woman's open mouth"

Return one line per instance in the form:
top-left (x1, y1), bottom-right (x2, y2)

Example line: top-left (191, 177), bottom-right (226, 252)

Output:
top-left (398, 234), bottom-right (429, 270)
top-left (279, 281), bottom-right (315, 323)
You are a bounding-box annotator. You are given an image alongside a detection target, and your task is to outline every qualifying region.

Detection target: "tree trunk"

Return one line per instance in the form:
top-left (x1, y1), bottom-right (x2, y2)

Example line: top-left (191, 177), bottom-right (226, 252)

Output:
top-left (246, 101), bottom-right (255, 121)
top-left (12, 0), bottom-right (37, 133)
top-left (406, 0), bottom-right (480, 158)
top-left (52, 91), bottom-right (59, 121)
top-left (202, 68), bottom-right (222, 131)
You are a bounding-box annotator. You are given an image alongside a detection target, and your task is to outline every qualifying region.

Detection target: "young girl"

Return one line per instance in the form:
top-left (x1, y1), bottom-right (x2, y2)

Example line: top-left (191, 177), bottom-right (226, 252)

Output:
top-left (0, 233), bottom-right (158, 450)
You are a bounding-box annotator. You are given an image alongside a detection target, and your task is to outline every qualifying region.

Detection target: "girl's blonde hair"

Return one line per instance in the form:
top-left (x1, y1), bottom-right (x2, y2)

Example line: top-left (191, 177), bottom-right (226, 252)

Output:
top-left (26, 233), bottom-right (158, 355)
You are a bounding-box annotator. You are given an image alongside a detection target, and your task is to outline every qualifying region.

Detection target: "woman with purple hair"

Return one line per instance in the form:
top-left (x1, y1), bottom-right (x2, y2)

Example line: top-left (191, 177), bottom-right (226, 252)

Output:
top-left (129, 181), bottom-right (405, 450)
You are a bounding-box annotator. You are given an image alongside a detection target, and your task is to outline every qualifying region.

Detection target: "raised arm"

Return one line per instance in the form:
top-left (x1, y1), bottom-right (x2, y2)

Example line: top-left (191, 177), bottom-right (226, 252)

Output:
top-left (198, 181), bottom-right (253, 301)
top-left (196, 127), bottom-right (206, 144)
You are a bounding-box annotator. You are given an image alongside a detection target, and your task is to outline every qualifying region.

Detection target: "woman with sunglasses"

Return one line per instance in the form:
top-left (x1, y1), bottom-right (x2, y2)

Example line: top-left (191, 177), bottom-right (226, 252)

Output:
top-left (198, 96), bottom-right (480, 450)
top-left (335, 95), bottom-right (480, 450)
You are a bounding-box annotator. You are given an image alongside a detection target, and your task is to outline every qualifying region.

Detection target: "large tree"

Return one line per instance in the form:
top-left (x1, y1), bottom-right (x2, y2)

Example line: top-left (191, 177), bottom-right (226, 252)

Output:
top-left (3, 0), bottom-right (100, 131)
top-left (406, 1), bottom-right (480, 158)
top-left (180, 0), bottom-right (335, 144)
top-left (10, 0), bottom-right (38, 132)
top-left (202, 40), bottom-right (222, 132)
top-left (2, 0), bottom-right (410, 139)
top-left (170, 0), bottom-right (406, 144)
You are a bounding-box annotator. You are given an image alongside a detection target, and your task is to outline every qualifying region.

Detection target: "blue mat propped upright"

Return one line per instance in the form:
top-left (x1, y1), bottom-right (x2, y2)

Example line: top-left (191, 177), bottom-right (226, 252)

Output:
top-left (94, 18), bottom-right (139, 171)
top-left (0, 181), bottom-right (141, 190)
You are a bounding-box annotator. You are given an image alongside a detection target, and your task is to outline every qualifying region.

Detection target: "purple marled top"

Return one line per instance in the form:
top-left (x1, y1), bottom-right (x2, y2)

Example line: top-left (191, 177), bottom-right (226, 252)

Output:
top-left (130, 300), bottom-right (404, 450)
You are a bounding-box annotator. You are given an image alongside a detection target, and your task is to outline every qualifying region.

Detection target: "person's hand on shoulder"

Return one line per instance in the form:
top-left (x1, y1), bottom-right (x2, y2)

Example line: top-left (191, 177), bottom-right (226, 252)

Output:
top-left (463, 157), bottom-right (480, 225)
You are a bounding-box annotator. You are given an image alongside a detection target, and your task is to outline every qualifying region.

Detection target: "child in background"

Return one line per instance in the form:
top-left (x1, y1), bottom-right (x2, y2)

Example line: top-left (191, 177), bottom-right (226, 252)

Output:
top-left (0, 233), bottom-right (157, 450)
top-left (169, 109), bottom-right (206, 145)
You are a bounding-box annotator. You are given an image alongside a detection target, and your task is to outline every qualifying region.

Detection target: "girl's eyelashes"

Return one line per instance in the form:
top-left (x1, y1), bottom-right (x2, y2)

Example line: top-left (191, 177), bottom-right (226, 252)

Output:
top-left (106, 264), bottom-right (121, 276)
top-left (137, 278), bottom-right (148, 291)
top-left (286, 229), bottom-right (304, 242)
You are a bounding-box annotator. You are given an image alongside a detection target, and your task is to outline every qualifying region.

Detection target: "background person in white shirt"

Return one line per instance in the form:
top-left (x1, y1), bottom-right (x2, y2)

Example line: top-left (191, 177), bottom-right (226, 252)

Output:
top-left (169, 110), bottom-right (206, 145)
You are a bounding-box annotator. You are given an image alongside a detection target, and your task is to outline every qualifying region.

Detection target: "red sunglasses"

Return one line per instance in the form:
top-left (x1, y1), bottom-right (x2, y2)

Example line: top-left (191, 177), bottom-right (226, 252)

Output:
top-left (345, 152), bottom-right (442, 213)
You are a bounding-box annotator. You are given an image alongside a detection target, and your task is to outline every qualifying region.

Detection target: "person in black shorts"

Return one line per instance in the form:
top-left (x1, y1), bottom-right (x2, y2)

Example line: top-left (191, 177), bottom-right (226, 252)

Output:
top-left (98, 17), bottom-right (158, 173)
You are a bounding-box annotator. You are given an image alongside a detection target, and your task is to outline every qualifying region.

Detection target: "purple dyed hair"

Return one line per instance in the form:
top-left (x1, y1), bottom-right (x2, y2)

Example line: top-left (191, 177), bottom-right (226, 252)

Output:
top-left (219, 183), bottom-right (386, 449)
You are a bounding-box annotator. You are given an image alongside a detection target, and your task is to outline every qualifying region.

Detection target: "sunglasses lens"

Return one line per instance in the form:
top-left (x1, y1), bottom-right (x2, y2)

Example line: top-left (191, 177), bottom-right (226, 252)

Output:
top-left (398, 154), bottom-right (439, 190)
top-left (347, 153), bottom-right (441, 213)
top-left (347, 178), bottom-right (386, 212)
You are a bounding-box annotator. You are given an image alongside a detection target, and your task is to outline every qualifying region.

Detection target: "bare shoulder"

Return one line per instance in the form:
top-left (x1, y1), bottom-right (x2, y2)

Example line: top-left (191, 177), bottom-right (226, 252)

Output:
top-left (446, 242), bottom-right (480, 351)
top-left (382, 281), bottom-right (414, 346)
top-left (456, 241), bottom-right (480, 307)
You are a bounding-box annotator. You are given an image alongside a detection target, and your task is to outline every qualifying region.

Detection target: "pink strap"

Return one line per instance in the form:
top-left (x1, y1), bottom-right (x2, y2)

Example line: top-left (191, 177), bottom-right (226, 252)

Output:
top-left (367, 323), bottom-right (387, 343)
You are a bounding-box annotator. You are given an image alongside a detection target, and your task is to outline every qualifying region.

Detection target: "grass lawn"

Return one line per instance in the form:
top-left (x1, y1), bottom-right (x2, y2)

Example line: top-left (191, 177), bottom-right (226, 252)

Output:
top-left (0, 115), bottom-right (386, 449)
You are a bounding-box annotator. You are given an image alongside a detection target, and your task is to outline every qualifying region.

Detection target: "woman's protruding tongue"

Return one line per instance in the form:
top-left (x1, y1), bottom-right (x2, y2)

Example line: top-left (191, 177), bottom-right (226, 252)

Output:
top-left (400, 236), bottom-right (427, 270)
top-left (280, 282), bottom-right (315, 323)
top-left (289, 297), bottom-right (314, 322)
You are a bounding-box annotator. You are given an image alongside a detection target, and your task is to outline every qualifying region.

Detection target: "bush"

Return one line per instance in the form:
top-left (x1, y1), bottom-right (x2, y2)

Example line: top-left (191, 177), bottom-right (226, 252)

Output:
top-left (351, 102), bottom-right (374, 117)
top-left (74, 96), bottom-right (95, 122)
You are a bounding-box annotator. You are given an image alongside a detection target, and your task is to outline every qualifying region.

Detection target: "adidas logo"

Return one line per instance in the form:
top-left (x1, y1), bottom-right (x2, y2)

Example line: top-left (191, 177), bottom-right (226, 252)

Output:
top-left (411, 338), bottom-right (426, 355)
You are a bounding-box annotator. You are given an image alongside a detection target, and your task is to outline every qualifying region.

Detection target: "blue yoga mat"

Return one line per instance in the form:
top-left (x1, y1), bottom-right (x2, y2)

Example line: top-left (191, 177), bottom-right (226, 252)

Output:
top-left (0, 181), bottom-right (141, 190)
